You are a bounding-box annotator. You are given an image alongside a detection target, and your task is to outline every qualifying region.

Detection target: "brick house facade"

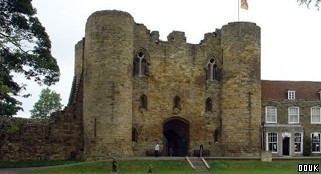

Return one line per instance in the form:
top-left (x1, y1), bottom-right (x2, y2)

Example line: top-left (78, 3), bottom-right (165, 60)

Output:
top-left (262, 81), bottom-right (321, 156)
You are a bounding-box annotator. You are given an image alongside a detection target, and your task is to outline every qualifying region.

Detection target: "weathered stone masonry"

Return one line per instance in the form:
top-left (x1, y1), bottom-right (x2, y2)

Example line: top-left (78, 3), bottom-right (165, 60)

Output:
top-left (1, 10), bottom-right (320, 161)
top-left (78, 10), bottom-right (262, 159)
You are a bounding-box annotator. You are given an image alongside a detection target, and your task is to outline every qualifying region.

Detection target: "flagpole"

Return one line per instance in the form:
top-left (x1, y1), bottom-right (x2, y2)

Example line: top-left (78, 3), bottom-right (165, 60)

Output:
top-left (238, 0), bottom-right (240, 21)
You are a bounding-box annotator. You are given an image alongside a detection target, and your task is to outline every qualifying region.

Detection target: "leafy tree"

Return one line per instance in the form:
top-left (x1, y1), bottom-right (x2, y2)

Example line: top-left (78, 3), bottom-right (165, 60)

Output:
top-left (30, 88), bottom-right (62, 119)
top-left (298, 0), bottom-right (320, 9)
top-left (0, 0), bottom-right (60, 117)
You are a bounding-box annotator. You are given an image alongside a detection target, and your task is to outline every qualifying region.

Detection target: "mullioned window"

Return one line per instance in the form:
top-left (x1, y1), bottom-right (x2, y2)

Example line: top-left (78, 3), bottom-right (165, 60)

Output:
top-left (133, 51), bottom-right (148, 77)
top-left (206, 58), bottom-right (220, 81)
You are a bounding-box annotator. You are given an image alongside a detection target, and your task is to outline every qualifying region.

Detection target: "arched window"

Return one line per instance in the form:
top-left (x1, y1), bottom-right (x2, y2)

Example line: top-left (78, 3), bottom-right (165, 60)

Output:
top-left (132, 128), bottom-right (138, 142)
top-left (173, 96), bottom-right (181, 109)
top-left (141, 58), bottom-right (147, 75)
top-left (214, 129), bottom-right (220, 143)
top-left (133, 57), bottom-right (140, 75)
top-left (140, 94), bottom-right (148, 111)
top-left (133, 51), bottom-right (148, 77)
top-left (206, 58), bottom-right (219, 81)
top-left (205, 98), bottom-right (212, 113)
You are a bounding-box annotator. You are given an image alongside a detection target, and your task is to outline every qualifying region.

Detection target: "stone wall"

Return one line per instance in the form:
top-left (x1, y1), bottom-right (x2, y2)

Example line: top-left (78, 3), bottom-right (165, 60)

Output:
top-left (82, 10), bottom-right (134, 160)
top-left (0, 118), bottom-right (49, 161)
top-left (0, 107), bottom-right (83, 161)
top-left (131, 25), bottom-right (223, 156)
top-left (76, 10), bottom-right (262, 158)
top-left (220, 22), bottom-right (261, 156)
top-left (0, 10), bottom-right (265, 160)
top-left (0, 74), bottom-right (84, 161)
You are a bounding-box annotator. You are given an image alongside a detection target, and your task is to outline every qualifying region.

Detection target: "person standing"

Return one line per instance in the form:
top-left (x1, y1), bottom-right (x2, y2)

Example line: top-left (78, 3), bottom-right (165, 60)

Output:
top-left (199, 144), bottom-right (203, 158)
top-left (169, 147), bottom-right (173, 157)
top-left (112, 157), bottom-right (118, 174)
top-left (154, 143), bottom-right (160, 157)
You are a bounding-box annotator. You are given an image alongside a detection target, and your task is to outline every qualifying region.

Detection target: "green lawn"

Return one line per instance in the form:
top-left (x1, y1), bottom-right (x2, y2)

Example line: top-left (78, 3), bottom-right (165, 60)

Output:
top-left (21, 160), bottom-right (196, 174)
top-left (209, 160), bottom-right (321, 174)
top-left (0, 160), bottom-right (82, 169)
top-left (16, 159), bottom-right (321, 174)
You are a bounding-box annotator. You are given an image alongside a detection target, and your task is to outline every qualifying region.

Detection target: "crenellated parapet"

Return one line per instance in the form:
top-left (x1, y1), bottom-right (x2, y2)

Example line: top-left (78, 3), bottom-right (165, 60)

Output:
top-left (201, 29), bottom-right (221, 46)
top-left (167, 31), bottom-right (186, 43)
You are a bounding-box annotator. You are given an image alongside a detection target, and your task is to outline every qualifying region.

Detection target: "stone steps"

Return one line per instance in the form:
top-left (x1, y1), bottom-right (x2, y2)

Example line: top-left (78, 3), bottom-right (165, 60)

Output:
top-left (187, 157), bottom-right (210, 173)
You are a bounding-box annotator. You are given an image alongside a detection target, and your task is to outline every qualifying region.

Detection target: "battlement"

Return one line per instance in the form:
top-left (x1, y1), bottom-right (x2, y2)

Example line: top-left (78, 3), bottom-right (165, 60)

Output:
top-left (167, 31), bottom-right (186, 43)
top-left (88, 10), bottom-right (133, 21)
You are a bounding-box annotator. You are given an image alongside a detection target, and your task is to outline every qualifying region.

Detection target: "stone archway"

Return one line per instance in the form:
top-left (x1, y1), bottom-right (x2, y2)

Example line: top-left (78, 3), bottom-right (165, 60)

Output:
top-left (163, 117), bottom-right (189, 156)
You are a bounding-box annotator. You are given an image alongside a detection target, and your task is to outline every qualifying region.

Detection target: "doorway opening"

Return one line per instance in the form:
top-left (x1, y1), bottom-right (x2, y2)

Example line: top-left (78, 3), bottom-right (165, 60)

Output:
top-left (163, 117), bottom-right (189, 156)
top-left (282, 137), bottom-right (290, 156)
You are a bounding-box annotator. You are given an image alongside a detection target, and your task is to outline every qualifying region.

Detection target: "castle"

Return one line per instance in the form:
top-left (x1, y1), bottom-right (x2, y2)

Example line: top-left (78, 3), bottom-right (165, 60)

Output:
top-left (0, 10), bottom-right (320, 161)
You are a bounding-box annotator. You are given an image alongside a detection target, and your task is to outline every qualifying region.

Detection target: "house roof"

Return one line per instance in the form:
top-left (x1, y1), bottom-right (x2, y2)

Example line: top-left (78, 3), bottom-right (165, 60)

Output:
top-left (261, 80), bottom-right (321, 100)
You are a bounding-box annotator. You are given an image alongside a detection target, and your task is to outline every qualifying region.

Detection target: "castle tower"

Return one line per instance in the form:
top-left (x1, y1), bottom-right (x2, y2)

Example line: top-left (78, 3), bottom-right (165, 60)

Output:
top-left (83, 10), bottom-right (134, 159)
top-left (220, 22), bottom-right (261, 156)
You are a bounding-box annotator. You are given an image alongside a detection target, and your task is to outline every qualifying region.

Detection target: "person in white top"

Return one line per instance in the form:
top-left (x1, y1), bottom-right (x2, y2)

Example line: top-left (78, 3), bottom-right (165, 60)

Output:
top-left (154, 143), bottom-right (160, 157)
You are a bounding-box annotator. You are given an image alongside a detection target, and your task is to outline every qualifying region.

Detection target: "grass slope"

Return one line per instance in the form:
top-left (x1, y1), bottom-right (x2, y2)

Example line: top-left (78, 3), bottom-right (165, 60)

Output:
top-left (16, 159), bottom-right (321, 174)
top-left (0, 160), bottom-right (82, 169)
top-left (209, 160), bottom-right (321, 174)
top-left (21, 160), bottom-right (197, 174)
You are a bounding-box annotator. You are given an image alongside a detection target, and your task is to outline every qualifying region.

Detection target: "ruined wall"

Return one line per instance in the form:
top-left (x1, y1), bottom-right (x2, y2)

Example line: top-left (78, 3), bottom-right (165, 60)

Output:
top-left (0, 69), bottom-right (84, 161)
top-left (0, 118), bottom-right (49, 161)
top-left (0, 106), bottom-right (83, 161)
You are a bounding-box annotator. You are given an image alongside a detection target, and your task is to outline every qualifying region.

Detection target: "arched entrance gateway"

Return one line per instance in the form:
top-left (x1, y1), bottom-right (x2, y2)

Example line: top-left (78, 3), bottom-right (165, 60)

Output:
top-left (163, 117), bottom-right (189, 156)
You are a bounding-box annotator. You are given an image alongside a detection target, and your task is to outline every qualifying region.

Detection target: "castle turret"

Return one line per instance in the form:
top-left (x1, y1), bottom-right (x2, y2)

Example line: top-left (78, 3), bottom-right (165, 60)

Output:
top-left (220, 22), bottom-right (261, 156)
top-left (83, 10), bottom-right (134, 159)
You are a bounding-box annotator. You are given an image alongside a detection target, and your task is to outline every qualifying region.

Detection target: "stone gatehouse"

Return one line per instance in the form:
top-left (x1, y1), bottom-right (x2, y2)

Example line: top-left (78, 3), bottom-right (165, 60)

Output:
top-left (0, 10), bottom-right (320, 161)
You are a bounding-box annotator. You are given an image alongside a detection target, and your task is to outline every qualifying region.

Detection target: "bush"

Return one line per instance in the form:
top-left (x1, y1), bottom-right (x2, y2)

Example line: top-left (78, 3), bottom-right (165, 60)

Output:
top-left (303, 135), bottom-right (311, 156)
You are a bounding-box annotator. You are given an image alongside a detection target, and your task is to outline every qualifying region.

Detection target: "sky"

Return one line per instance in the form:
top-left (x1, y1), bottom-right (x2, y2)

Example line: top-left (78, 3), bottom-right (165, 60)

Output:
top-left (14, 0), bottom-right (321, 118)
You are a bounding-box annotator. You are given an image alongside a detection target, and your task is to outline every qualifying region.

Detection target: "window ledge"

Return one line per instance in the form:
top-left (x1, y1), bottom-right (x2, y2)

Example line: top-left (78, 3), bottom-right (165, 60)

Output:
top-left (139, 108), bottom-right (147, 113)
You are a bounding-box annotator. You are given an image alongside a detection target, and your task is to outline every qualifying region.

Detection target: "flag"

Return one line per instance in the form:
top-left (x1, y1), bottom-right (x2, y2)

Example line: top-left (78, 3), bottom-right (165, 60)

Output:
top-left (241, 0), bottom-right (248, 10)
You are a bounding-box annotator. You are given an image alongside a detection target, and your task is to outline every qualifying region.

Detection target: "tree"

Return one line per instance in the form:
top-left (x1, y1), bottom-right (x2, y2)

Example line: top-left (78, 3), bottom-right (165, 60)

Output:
top-left (298, 0), bottom-right (321, 9)
top-left (0, 0), bottom-right (60, 117)
top-left (30, 88), bottom-right (62, 119)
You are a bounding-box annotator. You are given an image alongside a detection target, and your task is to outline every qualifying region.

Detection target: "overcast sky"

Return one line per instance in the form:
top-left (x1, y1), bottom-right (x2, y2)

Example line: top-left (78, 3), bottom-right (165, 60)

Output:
top-left (14, 0), bottom-right (321, 118)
